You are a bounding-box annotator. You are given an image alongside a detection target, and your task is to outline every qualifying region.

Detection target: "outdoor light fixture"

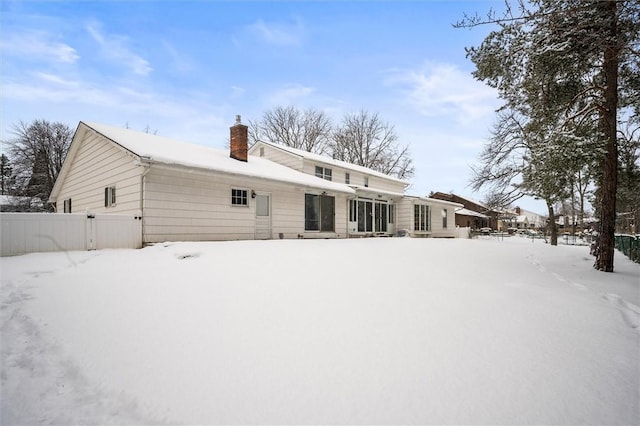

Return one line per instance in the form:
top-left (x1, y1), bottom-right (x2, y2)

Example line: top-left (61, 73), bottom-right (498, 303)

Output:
top-left (251, 190), bottom-right (256, 198)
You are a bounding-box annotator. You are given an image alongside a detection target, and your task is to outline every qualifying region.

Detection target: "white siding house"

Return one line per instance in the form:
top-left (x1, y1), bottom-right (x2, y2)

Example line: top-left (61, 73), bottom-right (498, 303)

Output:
top-left (249, 141), bottom-right (461, 238)
top-left (396, 196), bottom-right (461, 238)
top-left (251, 141), bottom-right (408, 237)
top-left (50, 119), bottom-right (354, 243)
top-left (50, 117), bottom-right (462, 244)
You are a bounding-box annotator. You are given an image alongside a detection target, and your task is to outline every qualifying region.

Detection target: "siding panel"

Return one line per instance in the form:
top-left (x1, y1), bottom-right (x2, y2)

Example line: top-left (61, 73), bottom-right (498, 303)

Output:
top-left (143, 167), bottom-right (349, 243)
top-left (57, 133), bottom-right (142, 215)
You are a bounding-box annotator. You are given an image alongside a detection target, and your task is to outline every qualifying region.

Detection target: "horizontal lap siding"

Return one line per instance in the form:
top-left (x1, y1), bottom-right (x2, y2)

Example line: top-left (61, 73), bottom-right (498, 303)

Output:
top-left (397, 199), bottom-right (458, 237)
top-left (300, 163), bottom-right (405, 194)
top-left (143, 168), bottom-right (250, 242)
top-left (57, 133), bottom-right (142, 214)
top-left (428, 201), bottom-right (457, 238)
top-left (143, 167), bottom-right (350, 243)
top-left (254, 145), bottom-right (304, 171)
top-left (397, 199), bottom-right (414, 234)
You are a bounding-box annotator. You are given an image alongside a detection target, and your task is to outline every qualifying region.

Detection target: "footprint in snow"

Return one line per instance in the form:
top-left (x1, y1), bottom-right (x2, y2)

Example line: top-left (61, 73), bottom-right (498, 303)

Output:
top-left (551, 272), bottom-right (587, 290)
top-left (601, 293), bottom-right (640, 329)
top-left (526, 255), bottom-right (547, 273)
top-left (25, 270), bottom-right (56, 278)
top-left (175, 252), bottom-right (200, 260)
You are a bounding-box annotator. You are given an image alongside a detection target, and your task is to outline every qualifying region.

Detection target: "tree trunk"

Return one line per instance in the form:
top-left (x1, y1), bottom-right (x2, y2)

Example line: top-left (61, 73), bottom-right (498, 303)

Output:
top-left (547, 203), bottom-right (558, 246)
top-left (594, 0), bottom-right (619, 272)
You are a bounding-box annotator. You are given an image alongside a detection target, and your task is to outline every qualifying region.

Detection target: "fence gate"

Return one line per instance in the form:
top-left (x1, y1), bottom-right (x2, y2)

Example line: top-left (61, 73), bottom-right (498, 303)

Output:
top-left (1, 212), bottom-right (142, 256)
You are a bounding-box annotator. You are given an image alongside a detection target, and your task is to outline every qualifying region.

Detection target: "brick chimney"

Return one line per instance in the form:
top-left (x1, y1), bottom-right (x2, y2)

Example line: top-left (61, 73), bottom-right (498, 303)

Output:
top-left (230, 115), bottom-right (248, 162)
top-left (515, 206), bottom-right (521, 215)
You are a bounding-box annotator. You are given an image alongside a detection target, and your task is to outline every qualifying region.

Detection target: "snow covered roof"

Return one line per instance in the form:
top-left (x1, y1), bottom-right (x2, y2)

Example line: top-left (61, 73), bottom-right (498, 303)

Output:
top-left (456, 208), bottom-right (488, 218)
top-left (81, 122), bottom-right (355, 195)
top-left (404, 194), bottom-right (464, 208)
top-left (252, 140), bottom-right (410, 185)
top-left (349, 185), bottom-right (406, 198)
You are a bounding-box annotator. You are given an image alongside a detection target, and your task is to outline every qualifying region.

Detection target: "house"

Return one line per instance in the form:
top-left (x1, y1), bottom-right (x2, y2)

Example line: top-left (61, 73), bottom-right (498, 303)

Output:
top-left (49, 117), bottom-right (461, 244)
top-left (429, 192), bottom-right (498, 229)
top-left (514, 207), bottom-right (545, 229)
top-left (249, 140), bottom-right (461, 238)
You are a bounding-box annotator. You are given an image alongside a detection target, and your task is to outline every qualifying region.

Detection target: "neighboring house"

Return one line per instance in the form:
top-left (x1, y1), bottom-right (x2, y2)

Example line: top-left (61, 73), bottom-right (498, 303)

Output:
top-left (49, 118), bottom-right (461, 244)
top-left (430, 192), bottom-right (498, 229)
top-left (454, 207), bottom-right (490, 230)
top-left (513, 215), bottom-right (529, 229)
top-left (515, 207), bottom-right (545, 229)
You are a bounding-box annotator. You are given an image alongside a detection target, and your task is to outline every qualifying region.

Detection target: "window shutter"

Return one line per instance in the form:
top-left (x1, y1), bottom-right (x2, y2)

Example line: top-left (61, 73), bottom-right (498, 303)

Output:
top-left (105, 187), bottom-right (109, 207)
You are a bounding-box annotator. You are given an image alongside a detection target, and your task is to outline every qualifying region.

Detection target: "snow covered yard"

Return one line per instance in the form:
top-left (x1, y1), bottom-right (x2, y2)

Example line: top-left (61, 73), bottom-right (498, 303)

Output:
top-left (1, 237), bottom-right (638, 425)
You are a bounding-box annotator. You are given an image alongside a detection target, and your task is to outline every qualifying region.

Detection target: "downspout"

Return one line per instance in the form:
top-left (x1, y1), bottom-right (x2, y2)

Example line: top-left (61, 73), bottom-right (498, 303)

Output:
top-left (137, 158), bottom-right (151, 245)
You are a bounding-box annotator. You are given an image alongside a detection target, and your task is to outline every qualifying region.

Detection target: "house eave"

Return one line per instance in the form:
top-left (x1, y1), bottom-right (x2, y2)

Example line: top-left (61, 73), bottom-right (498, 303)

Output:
top-left (142, 158), bottom-right (355, 195)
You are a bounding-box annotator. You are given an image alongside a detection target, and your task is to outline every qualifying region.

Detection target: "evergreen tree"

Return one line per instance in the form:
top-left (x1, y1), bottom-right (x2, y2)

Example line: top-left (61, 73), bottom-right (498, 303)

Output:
top-left (5, 119), bottom-right (73, 211)
top-left (458, 0), bottom-right (640, 271)
top-left (26, 147), bottom-right (51, 200)
top-left (0, 154), bottom-right (16, 195)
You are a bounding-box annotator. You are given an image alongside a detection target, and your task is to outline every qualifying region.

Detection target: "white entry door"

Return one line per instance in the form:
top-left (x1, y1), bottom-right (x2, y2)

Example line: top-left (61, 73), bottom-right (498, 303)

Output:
top-left (255, 194), bottom-right (271, 239)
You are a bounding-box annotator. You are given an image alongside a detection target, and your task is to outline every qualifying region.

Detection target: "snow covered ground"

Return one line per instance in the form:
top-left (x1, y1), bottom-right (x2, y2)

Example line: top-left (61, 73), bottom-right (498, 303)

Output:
top-left (1, 236), bottom-right (639, 425)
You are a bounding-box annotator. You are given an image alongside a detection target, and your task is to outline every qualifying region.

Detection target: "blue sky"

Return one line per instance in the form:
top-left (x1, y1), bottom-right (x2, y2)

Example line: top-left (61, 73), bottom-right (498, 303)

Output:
top-left (0, 0), bottom-right (548, 213)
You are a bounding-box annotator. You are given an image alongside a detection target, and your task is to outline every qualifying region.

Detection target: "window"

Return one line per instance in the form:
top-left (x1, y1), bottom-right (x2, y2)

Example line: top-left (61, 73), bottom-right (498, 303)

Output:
top-left (364, 176), bottom-right (369, 187)
top-left (414, 204), bottom-right (430, 231)
top-left (388, 204), bottom-right (394, 224)
top-left (305, 193), bottom-right (335, 232)
top-left (63, 198), bottom-right (72, 213)
top-left (231, 189), bottom-right (248, 206)
top-left (104, 186), bottom-right (116, 207)
top-left (374, 202), bottom-right (387, 233)
top-left (442, 208), bottom-right (448, 229)
top-left (356, 199), bottom-right (373, 232)
top-left (349, 199), bottom-right (357, 222)
top-left (345, 172), bottom-right (350, 184)
top-left (315, 166), bottom-right (332, 181)
top-left (256, 194), bottom-right (269, 216)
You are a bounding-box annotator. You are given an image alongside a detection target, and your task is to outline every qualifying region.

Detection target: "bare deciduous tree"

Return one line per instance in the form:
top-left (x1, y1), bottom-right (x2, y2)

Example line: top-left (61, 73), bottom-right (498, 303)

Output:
top-left (331, 110), bottom-right (414, 180)
top-left (249, 106), bottom-right (332, 154)
top-left (6, 119), bottom-right (73, 210)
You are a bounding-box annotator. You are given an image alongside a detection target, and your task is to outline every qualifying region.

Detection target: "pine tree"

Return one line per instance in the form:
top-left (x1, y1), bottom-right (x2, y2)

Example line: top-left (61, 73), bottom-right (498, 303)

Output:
top-left (0, 154), bottom-right (16, 195)
top-left (6, 119), bottom-right (73, 211)
top-left (458, 0), bottom-right (640, 271)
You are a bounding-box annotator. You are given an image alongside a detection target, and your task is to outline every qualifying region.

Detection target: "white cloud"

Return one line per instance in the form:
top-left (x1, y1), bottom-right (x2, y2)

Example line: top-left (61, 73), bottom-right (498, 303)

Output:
top-left (32, 72), bottom-right (80, 88)
top-left (161, 40), bottom-right (195, 73)
top-left (0, 31), bottom-right (79, 64)
top-left (1, 71), bottom-right (231, 147)
top-left (266, 83), bottom-right (316, 106)
top-left (386, 62), bottom-right (500, 125)
top-left (247, 17), bottom-right (304, 46)
top-left (230, 86), bottom-right (246, 98)
top-left (86, 21), bottom-right (152, 76)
